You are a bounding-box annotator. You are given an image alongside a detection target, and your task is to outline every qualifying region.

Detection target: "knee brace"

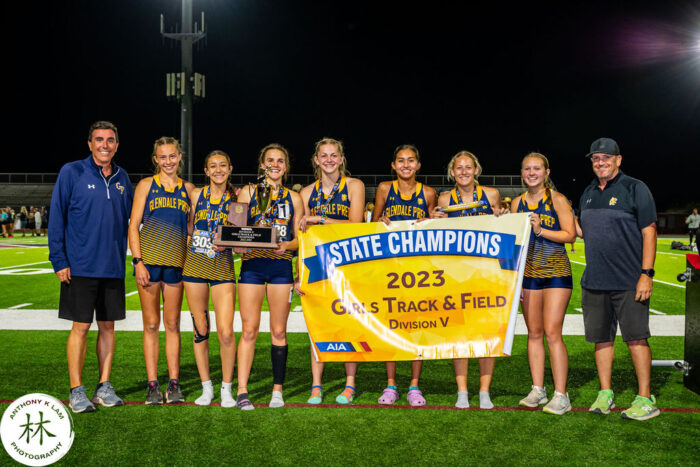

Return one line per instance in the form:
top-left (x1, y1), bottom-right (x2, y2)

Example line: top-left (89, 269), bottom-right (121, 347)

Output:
top-left (191, 311), bottom-right (210, 343)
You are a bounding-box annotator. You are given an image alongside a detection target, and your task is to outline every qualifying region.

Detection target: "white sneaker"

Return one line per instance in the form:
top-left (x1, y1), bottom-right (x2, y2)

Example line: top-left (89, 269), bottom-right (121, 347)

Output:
top-left (519, 385), bottom-right (547, 407)
top-left (543, 391), bottom-right (571, 415)
top-left (269, 390), bottom-right (285, 408)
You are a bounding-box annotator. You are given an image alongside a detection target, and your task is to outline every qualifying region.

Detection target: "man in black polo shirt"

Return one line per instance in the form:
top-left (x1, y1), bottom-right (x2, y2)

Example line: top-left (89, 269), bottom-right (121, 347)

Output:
top-left (579, 137), bottom-right (659, 421)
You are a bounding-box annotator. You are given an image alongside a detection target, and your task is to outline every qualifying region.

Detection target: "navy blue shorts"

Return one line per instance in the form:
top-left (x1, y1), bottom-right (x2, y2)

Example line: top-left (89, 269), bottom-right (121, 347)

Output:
top-left (139, 265), bottom-right (183, 284)
top-left (238, 258), bottom-right (293, 285)
top-left (522, 275), bottom-right (573, 290)
top-left (182, 275), bottom-right (235, 286)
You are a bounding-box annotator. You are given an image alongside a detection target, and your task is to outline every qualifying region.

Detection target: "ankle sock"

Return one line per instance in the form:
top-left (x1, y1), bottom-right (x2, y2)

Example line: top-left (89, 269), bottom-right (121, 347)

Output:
top-left (456, 391), bottom-right (469, 409)
top-left (479, 391), bottom-right (494, 409)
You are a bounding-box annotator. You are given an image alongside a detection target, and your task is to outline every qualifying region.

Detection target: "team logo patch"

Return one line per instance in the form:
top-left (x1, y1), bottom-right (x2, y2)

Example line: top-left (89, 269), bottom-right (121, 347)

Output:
top-left (342, 194), bottom-right (347, 201)
top-left (418, 198), bottom-right (424, 205)
top-left (115, 182), bottom-right (125, 195)
top-left (181, 191), bottom-right (187, 197)
top-left (609, 197), bottom-right (618, 206)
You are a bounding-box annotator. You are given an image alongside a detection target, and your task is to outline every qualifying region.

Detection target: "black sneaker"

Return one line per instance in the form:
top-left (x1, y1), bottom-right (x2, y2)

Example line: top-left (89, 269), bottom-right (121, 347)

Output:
top-left (166, 379), bottom-right (184, 404)
top-left (145, 381), bottom-right (163, 405)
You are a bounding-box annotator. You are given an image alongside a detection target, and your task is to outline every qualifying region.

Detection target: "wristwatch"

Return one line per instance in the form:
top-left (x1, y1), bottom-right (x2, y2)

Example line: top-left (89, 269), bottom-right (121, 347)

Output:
top-left (641, 268), bottom-right (655, 278)
top-left (132, 257), bottom-right (143, 265)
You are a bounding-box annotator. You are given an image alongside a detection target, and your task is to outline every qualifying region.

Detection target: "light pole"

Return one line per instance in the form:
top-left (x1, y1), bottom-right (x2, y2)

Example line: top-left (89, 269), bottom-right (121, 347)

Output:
top-left (161, 0), bottom-right (206, 181)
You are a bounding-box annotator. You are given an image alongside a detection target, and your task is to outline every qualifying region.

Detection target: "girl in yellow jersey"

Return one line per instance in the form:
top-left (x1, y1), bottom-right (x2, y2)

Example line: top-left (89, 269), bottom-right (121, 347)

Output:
top-left (234, 144), bottom-right (304, 410)
top-left (297, 137), bottom-right (365, 404)
top-left (372, 144), bottom-right (436, 406)
top-left (431, 150), bottom-right (503, 409)
top-left (182, 150), bottom-right (238, 407)
top-left (129, 137), bottom-right (195, 405)
top-left (511, 153), bottom-right (575, 415)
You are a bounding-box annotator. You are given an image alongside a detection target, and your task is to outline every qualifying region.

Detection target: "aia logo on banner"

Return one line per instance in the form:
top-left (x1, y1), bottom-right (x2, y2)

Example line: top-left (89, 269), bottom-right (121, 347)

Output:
top-left (316, 342), bottom-right (372, 352)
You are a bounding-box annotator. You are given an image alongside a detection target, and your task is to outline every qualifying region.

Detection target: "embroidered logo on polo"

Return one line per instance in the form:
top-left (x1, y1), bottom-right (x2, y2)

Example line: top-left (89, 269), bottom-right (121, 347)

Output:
top-left (87, 185), bottom-right (95, 189)
top-left (115, 182), bottom-right (125, 195)
top-left (609, 197), bottom-right (617, 206)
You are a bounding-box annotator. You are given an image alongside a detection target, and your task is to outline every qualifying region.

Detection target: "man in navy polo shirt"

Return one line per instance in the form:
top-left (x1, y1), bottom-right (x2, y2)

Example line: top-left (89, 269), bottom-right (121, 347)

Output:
top-left (49, 121), bottom-right (134, 413)
top-left (578, 137), bottom-right (659, 421)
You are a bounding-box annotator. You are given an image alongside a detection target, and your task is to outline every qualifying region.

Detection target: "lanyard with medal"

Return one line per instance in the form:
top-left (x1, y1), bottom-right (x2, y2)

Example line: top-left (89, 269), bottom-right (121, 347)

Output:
top-left (191, 187), bottom-right (227, 258)
top-left (315, 176), bottom-right (342, 222)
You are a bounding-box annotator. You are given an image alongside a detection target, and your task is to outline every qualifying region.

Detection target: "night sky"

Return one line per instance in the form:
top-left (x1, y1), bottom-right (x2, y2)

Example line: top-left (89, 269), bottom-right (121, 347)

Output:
top-left (8, 0), bottom-right (700, 210)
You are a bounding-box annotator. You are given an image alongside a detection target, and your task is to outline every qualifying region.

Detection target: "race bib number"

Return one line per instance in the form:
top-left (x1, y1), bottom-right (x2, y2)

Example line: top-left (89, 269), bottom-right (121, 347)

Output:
top-left (278, 203), bottom-right (290, 220)
top-left (275, 223), bottom-right (288, 239)
top-left (191, 229), bottom-right (217, 258)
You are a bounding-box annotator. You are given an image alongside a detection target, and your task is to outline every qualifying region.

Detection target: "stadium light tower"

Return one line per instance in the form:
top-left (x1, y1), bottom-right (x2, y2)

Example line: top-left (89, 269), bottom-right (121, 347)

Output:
top-left (160, 0), bottom-right (206, 181)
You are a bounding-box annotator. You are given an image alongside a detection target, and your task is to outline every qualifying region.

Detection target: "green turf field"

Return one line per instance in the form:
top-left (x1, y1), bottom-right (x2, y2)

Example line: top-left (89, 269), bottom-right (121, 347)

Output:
top-left (0, 332), bottom-right (698, 465)
top-left (0, 236), bottom-right (689, 314)
top-left (1, 236), bottom-right (698, 465)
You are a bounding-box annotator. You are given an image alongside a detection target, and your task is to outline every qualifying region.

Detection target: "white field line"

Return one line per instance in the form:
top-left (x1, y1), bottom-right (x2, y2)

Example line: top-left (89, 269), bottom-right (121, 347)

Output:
top-left (8, 303), bottom-right (32, 309)
top-left (569, 260), bottom-right (684, 289)
top-left (125, 291), bottom-right (139, 297)
top-left (0, 309), bottom-right (685, 335)
top-left (571, 307), bottom-right (665, 315)
top-left (657, 252), bottom-right (685, 257)
top-left (0, 260), bottom-right (51, 270)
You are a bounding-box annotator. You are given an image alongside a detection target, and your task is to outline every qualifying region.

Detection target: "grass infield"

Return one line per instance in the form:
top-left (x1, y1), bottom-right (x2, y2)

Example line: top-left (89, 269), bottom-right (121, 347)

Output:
top-left (0, 331), bottom-right (698, 465)
top-left (1, 236), bottom-right (698, 464)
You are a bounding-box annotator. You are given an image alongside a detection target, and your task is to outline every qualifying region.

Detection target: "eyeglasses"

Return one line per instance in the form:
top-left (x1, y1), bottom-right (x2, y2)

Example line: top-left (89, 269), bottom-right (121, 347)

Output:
top-left (590, 154), bottom-right (616, 163)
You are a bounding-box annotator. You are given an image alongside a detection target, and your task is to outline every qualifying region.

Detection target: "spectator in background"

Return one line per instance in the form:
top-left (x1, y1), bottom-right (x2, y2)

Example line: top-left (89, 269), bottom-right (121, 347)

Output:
top-left (27, 206), bottom-right (36, 235)
top-left (0, 207), bottom-right (9, 237)
top-left (18, 206), bottom-right (28, 236)
top-left (686, 208), bottom-right (699, 248)
top-left (41, 207), bottom-right (49, 236)
top-left (34, 206), bottom-right (42, 236)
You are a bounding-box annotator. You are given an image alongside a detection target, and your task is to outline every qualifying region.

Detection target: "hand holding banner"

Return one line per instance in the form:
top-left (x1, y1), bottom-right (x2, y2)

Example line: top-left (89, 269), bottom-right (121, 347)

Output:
top-left (299, 213), bottom-right (531, 362)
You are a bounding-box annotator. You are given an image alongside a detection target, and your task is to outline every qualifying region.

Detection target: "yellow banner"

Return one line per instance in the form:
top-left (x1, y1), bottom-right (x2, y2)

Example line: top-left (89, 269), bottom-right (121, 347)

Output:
top-left (299, 214), bottom-right (531, 362)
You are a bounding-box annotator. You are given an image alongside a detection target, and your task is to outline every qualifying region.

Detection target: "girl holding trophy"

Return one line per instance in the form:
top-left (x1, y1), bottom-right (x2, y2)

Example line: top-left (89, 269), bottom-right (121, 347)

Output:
top-left (182, 150), bottom-right (238, 407)
top-left (297, 137), bottom-right (365, 404)
top-left (430, 150), bottom-right (503, 409)
top-left (372, 144), bottom-right (437, 407)
top-left (234, 144), bottom-right (303, 410)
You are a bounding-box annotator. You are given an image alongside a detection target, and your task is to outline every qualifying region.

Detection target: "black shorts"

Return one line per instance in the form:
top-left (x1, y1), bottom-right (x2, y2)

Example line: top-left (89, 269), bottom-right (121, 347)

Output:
top-left (581, 288), bottom-right (650, 343)
top-left (59, 276), bottom-right (126, 323)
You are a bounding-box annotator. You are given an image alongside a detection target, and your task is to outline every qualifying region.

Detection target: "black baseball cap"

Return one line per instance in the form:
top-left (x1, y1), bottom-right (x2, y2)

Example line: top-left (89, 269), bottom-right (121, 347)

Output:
top-left (586, 137), bottom-right (620, 157)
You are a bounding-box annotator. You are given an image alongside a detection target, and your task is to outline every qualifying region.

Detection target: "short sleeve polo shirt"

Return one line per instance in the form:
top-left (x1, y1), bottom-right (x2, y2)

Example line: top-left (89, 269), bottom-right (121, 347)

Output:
top-left (579, 171), bottom-right (656, 291)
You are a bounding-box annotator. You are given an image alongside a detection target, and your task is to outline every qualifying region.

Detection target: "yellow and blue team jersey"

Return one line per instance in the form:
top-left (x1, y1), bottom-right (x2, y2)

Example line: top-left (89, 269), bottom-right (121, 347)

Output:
top-left (516, 193), bottom-right (572, 280)
top-left (447, 186), bottom-right (493, 217)
top-left (243, 185), bottom-right (295, 261)
top-left (382, 181), bottom-right (429, 221)
top-left (182, 186), bottom-right (236, 281)
top-left (140, 174), bottom-right (190, 267)
top-left (308, 176), bottom-right (351, 221)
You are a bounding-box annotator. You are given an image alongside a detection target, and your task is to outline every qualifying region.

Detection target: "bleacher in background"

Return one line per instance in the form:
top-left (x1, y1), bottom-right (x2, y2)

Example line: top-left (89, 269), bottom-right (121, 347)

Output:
top-left (0, 172), bottom-right (525, 208)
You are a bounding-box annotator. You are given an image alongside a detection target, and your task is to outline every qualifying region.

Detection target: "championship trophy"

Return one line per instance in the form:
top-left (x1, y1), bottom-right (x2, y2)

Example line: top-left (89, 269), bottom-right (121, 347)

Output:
top-left (214, 167), bottom-right (278, 248)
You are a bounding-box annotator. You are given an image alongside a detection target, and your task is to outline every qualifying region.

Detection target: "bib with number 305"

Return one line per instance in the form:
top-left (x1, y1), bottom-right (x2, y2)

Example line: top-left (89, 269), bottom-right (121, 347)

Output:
top-left (191, 229), bottom-right (217, 258)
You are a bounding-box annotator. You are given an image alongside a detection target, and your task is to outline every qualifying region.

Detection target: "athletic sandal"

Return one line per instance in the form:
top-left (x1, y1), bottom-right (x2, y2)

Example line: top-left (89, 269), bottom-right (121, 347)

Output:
top-left (407, 389), bottom-right (426, 407)
top-left (378, 387), bottom-right (399, 405)
top-left (335, 386), bottom-right (355, 404)
top-left (307, 386), bottom-right (324, 404)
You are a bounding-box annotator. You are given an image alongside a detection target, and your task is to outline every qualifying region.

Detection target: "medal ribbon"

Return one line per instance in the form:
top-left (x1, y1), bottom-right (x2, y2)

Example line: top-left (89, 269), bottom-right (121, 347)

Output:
top-left (315, 176), bottom-right (342, 217)
top-left (205, 186), bottom-right (228, 241)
